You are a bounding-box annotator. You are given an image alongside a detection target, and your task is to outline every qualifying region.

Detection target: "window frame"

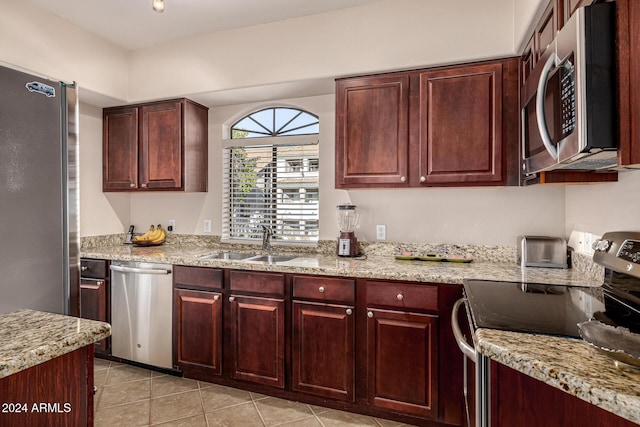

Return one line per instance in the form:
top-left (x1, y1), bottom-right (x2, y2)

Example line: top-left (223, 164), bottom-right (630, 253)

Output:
top-left (221, 134), bottom-right (320, 246)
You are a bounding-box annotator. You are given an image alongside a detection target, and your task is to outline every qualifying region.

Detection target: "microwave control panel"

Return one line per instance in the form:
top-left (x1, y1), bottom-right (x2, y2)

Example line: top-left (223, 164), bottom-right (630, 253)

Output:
top-left (560, 59), bottom-right (576, 138)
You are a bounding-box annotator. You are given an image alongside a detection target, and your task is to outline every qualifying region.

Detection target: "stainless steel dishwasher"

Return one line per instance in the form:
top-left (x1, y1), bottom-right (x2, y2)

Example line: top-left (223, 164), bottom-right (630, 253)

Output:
top-left (110, 261), bottom-right (173, 369)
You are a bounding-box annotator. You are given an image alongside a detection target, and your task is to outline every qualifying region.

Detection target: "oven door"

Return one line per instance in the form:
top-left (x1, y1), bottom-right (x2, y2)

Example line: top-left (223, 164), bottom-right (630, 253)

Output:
top-left (452, 298), bottom-right (491, 427)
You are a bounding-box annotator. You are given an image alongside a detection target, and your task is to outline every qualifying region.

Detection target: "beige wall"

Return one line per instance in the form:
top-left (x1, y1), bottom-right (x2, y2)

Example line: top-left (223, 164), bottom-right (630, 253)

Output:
top-left (1, 0), bottom-right (129, 102)
top-left (123, 94), bottom-right (566, 247)
top-left (8, 0), bottom-right (637, 246)
top-left (128, 0), bottom-right (515, 102)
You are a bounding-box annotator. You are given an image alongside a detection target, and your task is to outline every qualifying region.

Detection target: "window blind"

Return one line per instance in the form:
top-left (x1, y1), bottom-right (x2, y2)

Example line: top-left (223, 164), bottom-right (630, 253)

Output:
top-left (222, 141), bottom-right (319, 243)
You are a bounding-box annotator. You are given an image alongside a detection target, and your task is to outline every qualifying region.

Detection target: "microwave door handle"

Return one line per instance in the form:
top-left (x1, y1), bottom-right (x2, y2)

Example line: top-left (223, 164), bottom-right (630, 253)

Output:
top-left (536, 53), bottom-right (560, 160)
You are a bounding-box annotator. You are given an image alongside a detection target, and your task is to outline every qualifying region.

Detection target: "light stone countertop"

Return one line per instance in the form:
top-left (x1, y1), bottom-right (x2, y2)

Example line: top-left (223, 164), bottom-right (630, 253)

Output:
top-left (81, 243), bottom-right (603, 287)
top-left (0, 309), bottom-right (111, 379)
top-left (476, 328), bottom-right (640, 425)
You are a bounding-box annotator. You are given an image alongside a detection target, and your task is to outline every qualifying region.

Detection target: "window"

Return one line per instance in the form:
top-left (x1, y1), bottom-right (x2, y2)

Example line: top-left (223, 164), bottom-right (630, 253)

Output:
top-left (223, 107), bottom-right (319, 243)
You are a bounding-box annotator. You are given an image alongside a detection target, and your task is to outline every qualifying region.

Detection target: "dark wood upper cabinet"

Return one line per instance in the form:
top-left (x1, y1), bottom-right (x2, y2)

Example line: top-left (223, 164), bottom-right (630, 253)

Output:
top-left (335, 74), bottom-right (410, 187)
top-left (335, 57), bottom-right (519, 188)
top-left (535, 1), bottom-right (557, 60)
top-left (416, 62), bottom-right (504, 185)
top-left (616, 0), bottom-right (640, 167)
top-left (103, 98), bottom-right (208, 192)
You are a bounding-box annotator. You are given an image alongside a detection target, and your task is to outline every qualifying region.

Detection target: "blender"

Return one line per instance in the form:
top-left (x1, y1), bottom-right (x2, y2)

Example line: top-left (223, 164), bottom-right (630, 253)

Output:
top-left (337, 204), bottom-right (359, 257)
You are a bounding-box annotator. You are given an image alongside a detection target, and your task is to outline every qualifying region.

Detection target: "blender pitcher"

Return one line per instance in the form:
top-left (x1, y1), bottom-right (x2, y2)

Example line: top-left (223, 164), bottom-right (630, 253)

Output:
top-left (337, 204), bottom-right (359, 257)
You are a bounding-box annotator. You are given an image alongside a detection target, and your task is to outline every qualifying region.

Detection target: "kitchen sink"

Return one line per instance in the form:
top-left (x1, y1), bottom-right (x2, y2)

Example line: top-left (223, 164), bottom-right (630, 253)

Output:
top-left (244, 254), bottom-right (298, 263)
top-left (198, 252), bottom-right (255, 260)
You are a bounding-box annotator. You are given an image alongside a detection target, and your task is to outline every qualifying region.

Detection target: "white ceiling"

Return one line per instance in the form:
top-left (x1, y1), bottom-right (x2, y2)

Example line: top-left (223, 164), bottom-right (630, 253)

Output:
top-left (26, 0), bottom-right (385, 51)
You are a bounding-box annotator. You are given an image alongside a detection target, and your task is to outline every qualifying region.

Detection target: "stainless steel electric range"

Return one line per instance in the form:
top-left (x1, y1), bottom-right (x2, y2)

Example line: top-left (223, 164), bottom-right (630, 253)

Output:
top-left (452, 231), bottom-right (640, 427)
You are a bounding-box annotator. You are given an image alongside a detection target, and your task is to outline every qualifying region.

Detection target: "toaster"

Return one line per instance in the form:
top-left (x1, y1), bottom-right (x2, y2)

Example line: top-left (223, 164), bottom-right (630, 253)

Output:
top-left (517, 236), bottom-right (568, 268)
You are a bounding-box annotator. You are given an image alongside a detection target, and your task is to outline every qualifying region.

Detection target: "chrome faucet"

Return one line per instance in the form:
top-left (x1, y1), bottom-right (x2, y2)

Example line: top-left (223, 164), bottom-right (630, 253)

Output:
top-left (260, 225), bottom-right (273, 252)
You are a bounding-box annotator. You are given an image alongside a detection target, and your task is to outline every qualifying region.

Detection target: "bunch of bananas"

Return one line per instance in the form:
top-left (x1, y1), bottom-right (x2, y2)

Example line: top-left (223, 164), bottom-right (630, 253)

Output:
top-left (133, 224), bottom-right (166, 245)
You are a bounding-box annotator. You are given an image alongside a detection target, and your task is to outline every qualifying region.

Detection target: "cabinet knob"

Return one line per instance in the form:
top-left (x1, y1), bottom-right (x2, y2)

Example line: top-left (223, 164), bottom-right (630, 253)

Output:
top-left (400, 176), bottom-right (406, 183)
top-left (97, 281), bottom-right (104, 286)
top-left (396, 293), bottom-right (404, 301)
top-left (129, 183), bottom-right (135, 188)
top-left (213, 295), bottom-right (220, 301)
top-left (318, 286), bottom-right (325, 293)
top-left (229, 296), bottom-right (235, 302)
top-left (81, 266), bottom-right (88, 272)
top-left (367, 311), bottom-right (374, 318)
top-left (346, 308), bottom-right (353, 315)
top-left (420, 176), bottom-right (426, 183)
top-left (140, 183), bottom-right (147, 188)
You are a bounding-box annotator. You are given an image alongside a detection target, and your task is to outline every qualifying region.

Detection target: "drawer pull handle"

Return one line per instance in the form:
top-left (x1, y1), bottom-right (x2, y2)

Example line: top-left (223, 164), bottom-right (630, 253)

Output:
top-left (397, 293), bottom-right (404, 301)
top-left (213, 295), bottom-right (219, 301)
top-left (229, 296), bottom-right (235, 302)
top-left (81, 266), bottom-right (88, 272)
top-left (367, 311), bottom-right (374, 318)
top-left (318, 286), bottom-right (325, 293)
top-left (346, 308), bottom-right (353, 315)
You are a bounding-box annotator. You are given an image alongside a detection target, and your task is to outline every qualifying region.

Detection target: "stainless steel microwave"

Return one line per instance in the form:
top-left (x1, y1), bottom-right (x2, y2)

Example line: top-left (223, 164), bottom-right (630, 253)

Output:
top-left (521, 2), bottom-right (616, 176)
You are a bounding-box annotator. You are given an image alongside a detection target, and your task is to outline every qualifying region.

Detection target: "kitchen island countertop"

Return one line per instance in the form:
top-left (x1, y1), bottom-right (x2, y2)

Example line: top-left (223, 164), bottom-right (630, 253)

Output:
top-left (81, 243), bottom-right (603, 287)
top-left (0, 309), bottom-right (111, 379)
top-left (476, 328), bottom-right (640, 425)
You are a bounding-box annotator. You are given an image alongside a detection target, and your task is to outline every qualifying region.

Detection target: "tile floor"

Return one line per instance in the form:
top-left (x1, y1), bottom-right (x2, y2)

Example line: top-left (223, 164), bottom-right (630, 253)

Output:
top-left (94, 358), bottom-right (415, 427)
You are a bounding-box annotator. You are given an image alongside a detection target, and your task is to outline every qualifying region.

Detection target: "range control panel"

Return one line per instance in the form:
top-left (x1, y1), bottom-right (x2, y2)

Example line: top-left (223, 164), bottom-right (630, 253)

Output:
top-left (593, 232), bottom-right (640, 278)
top-left (617, 240), bottom-right (640, 264)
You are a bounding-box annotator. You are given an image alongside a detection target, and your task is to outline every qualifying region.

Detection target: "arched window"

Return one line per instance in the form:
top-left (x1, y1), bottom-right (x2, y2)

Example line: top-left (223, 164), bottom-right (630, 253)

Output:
top-left (223, 107), bottom-right (319, 244)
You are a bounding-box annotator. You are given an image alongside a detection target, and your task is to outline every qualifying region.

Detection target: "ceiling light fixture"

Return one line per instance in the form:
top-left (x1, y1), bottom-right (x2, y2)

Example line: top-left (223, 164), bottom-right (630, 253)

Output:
top-left (152, 0), bottom-right (165, 13)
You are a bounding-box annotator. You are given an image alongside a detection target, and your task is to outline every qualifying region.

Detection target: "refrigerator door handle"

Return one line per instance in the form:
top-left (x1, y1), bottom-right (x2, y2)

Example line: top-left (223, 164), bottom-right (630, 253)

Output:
top-left (110, 265), bottom-right (171, 275)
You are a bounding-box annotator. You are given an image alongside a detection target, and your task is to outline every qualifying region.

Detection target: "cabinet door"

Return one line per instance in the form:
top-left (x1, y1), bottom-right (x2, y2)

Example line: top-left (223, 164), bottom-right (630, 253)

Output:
top-left (335, 74), bottom-right (410, 188)
top-left (174, 289), bottom-right (223, 375)
top-left (229, 295), bottom-right (285, 388)
top-left (417, 63), bottom-right (503, 185)
top-left (140, 100), bottom-right (183, 190)
top-left (292, 301), bottom-right (355, 401)
top-left (103, 107), bottom-right (138, 191)
top-left (367, 308), bottom-right (438, 418)
top-left (80, 279), bottom-right (108, 353)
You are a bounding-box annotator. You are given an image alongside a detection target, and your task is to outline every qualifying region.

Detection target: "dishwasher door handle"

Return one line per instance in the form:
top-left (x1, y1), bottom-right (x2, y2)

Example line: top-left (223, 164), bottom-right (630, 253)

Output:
top-left (452, 298), bottom-right (477, 360)
top-left (110, 265), bottom-right (172, 275)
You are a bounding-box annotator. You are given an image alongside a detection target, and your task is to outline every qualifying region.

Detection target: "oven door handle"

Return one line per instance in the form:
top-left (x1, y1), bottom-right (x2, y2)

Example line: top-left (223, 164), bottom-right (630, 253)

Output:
top-left (452, 298), bottom-right (477, 360)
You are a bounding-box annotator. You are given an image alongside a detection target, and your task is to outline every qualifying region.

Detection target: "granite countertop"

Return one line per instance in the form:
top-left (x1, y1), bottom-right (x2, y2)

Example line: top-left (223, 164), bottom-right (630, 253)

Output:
top-left (0, 309), bottom-right (111, 379)
top-left (81, 243), bottom-right (603, 287)
top-left (476, 328), bottom-right (640, 425)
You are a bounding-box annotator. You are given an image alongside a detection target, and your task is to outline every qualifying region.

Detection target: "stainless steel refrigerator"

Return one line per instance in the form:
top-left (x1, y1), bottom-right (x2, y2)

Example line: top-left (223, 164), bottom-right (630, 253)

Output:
top-left (0, 64), bottom-right (79, 316)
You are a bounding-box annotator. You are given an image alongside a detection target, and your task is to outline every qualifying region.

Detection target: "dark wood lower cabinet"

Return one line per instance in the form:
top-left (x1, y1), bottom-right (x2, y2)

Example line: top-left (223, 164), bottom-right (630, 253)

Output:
top-left (366, 308), bottom-right (439, 418)
top-left (0, 346), bottom-right (93, 427)
top-left (174, 288), bottom-right (223, 375)
top-left (492, 362), bottom-right (638, 427)
top-left (230, 294), bottom-right (285, 388)
top-left (292, 301), bottom-right (355, 401)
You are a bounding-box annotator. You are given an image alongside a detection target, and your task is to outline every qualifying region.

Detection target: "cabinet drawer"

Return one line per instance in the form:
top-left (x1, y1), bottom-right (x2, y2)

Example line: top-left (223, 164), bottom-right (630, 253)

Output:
top-left (174, 265), bottom-right (223, 290)
top-left (293, 276), bottom-right (355, 303)
top-left (366, 281), bottom-right (438, 312)
top-left (80, 258), bottom-right (108, 279)
top-left (230, 270), bottom-right (285, 296)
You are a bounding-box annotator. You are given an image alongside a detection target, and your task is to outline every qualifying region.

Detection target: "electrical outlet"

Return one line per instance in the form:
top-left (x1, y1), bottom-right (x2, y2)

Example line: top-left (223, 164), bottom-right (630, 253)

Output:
top-left (376, 224), bottom-right (387, 241)
top-left (168, 219), bottom-right (175, 232)
top-left (204, 219), bottom-right (212, 233)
